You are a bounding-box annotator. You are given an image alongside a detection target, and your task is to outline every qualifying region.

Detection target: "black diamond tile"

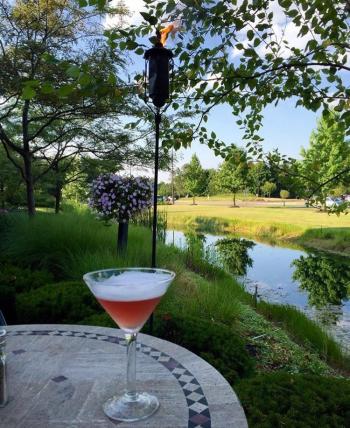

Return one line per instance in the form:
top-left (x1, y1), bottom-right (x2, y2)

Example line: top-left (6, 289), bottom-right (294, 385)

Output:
top-left (52, 375), bottom-right (67, 383)
top-left (12, 349), bottom-right (26, 355)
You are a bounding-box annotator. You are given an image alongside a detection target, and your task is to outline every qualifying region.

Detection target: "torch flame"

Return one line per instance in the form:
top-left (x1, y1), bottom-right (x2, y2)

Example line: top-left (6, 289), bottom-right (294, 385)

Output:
top-left (160, 24), bottom-right (175, 46)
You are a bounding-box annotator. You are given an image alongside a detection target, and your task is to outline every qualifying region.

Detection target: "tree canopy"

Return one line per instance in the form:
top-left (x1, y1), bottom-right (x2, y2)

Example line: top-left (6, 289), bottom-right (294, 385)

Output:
top-left (299, 113), bottom-right (350, 206)
top-left (111, 0), bottom-right (350, 154)
top-left (0, 0), bottom-right (140, 214)
top-left (217, 146), bottom-right (248, 206)
top-left (182, 154), bottom-right (207, 203)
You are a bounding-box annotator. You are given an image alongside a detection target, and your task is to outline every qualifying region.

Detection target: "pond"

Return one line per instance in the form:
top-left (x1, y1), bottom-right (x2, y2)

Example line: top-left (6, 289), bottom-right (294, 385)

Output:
top-left (165, 229), bottom-right (350, 349)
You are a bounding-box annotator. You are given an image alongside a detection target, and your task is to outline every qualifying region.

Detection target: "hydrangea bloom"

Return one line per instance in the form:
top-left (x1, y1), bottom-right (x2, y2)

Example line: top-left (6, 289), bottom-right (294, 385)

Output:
top-left (89, 174), bottom-right (153, 222)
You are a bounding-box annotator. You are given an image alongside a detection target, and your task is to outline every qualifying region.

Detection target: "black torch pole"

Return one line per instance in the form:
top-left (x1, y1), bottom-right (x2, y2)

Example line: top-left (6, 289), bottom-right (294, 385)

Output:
top-left (151, 109), bottom-right (161, 268)
top-left (150, 108), bottom-right (161, 333)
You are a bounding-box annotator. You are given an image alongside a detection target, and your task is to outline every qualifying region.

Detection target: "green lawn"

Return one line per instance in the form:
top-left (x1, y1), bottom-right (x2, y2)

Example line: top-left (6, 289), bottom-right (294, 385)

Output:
top-left (164, 201), bottom-right (350, 254)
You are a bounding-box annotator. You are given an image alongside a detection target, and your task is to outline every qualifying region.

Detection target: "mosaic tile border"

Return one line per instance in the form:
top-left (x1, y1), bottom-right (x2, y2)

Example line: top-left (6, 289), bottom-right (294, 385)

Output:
top-left (9, 329), bottom-right (211, 428)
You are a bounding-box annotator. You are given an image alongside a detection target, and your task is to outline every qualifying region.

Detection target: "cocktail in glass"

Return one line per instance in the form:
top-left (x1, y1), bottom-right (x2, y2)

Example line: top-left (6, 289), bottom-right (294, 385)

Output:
top-left (83, 268), bottom-right (175, 422)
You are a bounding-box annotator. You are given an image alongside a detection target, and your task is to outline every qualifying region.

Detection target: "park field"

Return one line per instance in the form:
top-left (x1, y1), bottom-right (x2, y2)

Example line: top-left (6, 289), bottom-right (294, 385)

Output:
top-left (164, 198), bottom-right (350, 255)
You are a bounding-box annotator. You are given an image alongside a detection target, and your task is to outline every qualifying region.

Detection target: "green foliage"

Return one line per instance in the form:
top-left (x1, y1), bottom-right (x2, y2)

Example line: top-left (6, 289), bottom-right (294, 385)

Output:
top-left (16, 281), bottom-right (100, 324)
top-left (280, 189), bottom-right (290, 200)
top-left (3, 208), bottom-right (349, 372)
top-left (158, 181), bottom-right (172, 197)
top-left (217, 146), bottom-right (248, 205)
top-left (0, 146), bottom-right (26, 209)
top-left (299, 113), bottom-right (350, 206)
top-left (0, 263), bottom-right (53, 293)
top-left (132, 209), bottom-right (168, 242)
top-left (114, 1), bottom-right (350, 152)
top-left (0, 0), bottom-right (133, 215)
top-left (147, 313), bottom-right (255, 384)
top-left (236, 372), bottom-right (350, 428)
top-left (0, 285), bottom-right (16, 324)
top-left (293, 254), bottom-right (350, 308)
top-left (215, 238), bottom-right (255, 276)
top-left (261, 181), bottom-right (277, 197)
top-left (247, 162), bottom-right (269, 196)
top-left (257, 301), bottom-right (348, 368)
top-left (79, 312), bottom-right (115, 328)
top-left (181, 155), bottom-right (207, 203)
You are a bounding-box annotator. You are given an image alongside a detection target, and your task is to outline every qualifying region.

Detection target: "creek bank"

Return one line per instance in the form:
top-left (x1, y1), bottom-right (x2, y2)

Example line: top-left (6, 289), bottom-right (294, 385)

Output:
top-left (166, 215), bottom-right (350, 257)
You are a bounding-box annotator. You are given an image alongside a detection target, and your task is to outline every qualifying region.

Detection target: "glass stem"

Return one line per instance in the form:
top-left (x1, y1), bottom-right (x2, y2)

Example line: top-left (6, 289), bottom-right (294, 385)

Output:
top-left (125, 332), bottom-right (138, 401)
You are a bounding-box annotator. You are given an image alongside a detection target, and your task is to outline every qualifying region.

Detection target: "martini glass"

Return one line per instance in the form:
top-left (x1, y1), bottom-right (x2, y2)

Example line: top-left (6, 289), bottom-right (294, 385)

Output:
top-left (83, 268), bottom-right (175, 422)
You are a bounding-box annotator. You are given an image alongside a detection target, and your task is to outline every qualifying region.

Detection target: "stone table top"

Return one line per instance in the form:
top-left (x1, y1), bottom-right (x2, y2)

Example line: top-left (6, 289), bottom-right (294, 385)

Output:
top-left (0, 324), bottom-right (247, 428)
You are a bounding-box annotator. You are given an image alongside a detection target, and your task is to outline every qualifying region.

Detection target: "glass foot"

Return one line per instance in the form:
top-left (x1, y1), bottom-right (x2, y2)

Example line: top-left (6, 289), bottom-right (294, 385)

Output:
top-left (103, 392), bottom-right (159, 422)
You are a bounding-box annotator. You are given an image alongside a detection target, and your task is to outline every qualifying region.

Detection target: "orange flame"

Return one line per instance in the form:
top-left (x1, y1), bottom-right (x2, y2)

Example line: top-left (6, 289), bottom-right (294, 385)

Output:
top-left (160, 24), bottom-right (174, 46)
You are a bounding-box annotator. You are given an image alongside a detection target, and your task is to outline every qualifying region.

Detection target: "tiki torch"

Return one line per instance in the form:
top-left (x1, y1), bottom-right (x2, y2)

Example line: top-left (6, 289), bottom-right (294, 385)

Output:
top-left (144, 26), bottom-right (174, 269)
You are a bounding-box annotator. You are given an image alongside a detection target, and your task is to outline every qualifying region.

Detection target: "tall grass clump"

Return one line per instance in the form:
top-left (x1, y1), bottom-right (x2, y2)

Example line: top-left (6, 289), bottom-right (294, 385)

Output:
top-left (1, 210), bottom-right (154, 279)
top-left (257, 301), bottom-right (349, 370)
top-left (2, 208), bottom-right (349, 371)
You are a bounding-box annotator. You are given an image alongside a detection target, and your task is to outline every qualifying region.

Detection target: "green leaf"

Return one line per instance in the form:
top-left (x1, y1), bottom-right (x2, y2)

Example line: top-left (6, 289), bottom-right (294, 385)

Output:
top-left (78, 73), bottom-right (91, 86)
top-left (247, 30), bottom-right (254, 41)
top-left (140, 12), bottom-right (157, 25)
top-left (126, 39), bottom-right (138, 50)
top-left (58, 84), bottom-right (74, 97)
top-left (66, 65), bottom-right (80, 79)
top-left (41, 83), bottom-right (54, 94)
top-left (107, 73), bottom-right (116, 85)
top-left (22, 86), bottom-right (36, 100)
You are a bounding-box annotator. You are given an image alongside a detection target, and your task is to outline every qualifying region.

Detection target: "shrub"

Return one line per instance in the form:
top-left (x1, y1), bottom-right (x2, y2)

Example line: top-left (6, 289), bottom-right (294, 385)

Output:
top-left (280, 189), bottom-right (290, 200)
top-left (145, 313), bottom-right (255, 384)
top-left (236, 372), bottom-right (350, 428)
top-left (0, 263), bottom-right (53, 293)
top-left (16, 281), bottom-right (100, 324)
top-left (0, 284), bottom-right (16, 324)
top-left (79, 312), bottom-right (115, 328)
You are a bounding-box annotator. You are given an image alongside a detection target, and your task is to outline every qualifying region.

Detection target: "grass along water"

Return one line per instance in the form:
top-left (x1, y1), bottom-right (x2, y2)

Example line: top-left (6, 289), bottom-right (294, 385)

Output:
top-left (0, 208), bottom-right (348, 371)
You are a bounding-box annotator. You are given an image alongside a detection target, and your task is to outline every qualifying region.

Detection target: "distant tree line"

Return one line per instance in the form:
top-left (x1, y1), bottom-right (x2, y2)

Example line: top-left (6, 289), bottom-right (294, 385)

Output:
top-left (159, 113), bottom-right (350, 205)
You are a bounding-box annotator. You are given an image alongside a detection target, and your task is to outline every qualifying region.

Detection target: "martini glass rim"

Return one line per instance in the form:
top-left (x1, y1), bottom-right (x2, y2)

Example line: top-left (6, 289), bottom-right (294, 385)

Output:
top-left (83, 267), bottom-right (176, 286)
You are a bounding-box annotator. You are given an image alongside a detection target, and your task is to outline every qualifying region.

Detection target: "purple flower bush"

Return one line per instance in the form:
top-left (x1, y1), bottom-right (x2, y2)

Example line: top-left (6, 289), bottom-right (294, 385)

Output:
top-left (88, 174), bottom-right (153, 223)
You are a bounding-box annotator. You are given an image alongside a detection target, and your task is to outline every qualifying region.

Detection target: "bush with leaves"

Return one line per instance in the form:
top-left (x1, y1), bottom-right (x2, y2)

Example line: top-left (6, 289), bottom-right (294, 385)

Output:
top-left (236, 372), bottom-right (350, 428)
top-left (145, 313), bottom-right (255, 384)
top-left (0, 264), bottom-right (53, 293)
top-left (16, 281), bottom-right (100, 324)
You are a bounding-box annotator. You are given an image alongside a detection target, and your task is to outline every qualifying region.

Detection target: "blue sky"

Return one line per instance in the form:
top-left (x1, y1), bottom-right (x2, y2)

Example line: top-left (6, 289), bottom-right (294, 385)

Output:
top-left (177, 99), bottom-right (319, 171)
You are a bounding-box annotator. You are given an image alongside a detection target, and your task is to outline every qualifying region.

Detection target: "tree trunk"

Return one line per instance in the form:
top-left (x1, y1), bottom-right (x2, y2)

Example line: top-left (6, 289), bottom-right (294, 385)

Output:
top-left (0, 182), bottom-right (5, 209)
top-left (54, 184), bottom-right (62, 214)
top-left (192, 195), bottom-right (196, 205)
top-left (23, 153), bottom-right (35, 216)
top-left (22, 101), bottom-right (35, 216)
top-left (117, 222), bottom-right (128, 254)
top-left (233, 193), bottom-right (236, 207)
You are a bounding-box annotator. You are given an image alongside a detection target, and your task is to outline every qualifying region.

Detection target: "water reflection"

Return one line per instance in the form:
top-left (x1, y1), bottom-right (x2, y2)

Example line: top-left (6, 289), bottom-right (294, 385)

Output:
top-left (164, 228), bottom-right (350, 349)
top-left (184, 231), bottom-right (206, 260)
top-left (293, 254), bottom-right (350, 309)
top-left (215, 238), bottom-right (255, 276)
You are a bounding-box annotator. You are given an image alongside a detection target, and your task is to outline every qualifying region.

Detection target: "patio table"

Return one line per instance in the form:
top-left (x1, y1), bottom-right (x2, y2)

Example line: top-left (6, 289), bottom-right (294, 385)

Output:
top-left (0, 324), bottom-right (247, 428)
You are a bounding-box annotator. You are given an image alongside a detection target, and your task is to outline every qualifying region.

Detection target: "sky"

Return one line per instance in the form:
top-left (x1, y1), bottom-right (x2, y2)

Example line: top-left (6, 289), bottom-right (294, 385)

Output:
top-left (106, 1), bottom-right (325, 181)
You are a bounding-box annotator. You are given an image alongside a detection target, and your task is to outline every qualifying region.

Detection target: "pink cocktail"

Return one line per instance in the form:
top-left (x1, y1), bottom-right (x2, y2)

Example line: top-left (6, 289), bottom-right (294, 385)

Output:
top-left (97, 296), bottom-right (161, 332)
top-left (83, 268), bottom-right (175, 422)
